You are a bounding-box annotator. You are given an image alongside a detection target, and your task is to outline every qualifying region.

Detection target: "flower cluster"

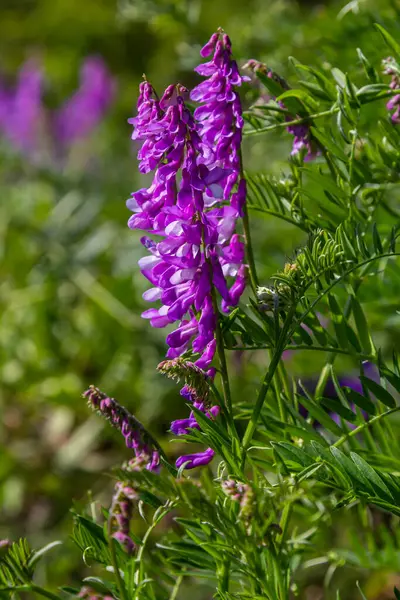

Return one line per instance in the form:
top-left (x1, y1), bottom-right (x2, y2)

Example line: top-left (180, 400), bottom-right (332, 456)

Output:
top-left (127, 31), bottom-right (248, 469)
top-left (78, 587), bottom-right (114, 600)
top-left (109, 481), bottom-right (137, 554)
top-left (244, 60), bottom-right (317, 161)
top-left (222, 479), bottom-right (254, 531)
top-left (83, 385), bottom-right (160, 472)
top-left (0, 56), bottom-right (115, 162)
top-left (383, 57), bottom-right (400, 124)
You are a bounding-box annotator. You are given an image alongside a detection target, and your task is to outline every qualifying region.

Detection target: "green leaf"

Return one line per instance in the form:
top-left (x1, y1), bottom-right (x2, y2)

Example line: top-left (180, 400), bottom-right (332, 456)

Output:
top-left (298, 394), bottom-right (343, 437)
top-left (350, 453), bottom-right (394, 501)
top-left (342, 387), bottom-right (376, 415)
top-left (328, 294), bottom-right (349, 349)
top-left (372, 223), bottom-right (383, 254)
top-left (310, 127), bottom-right (348, 162)
top-left (331, 68), bottom-right (347, 89)
top-left (359, 377), bottom-right (396, 408)
top-left (27, 541), bottom-right (62, 569)
top-left (374, 24), bottom-right (400, 57)
top-left (379, 365), bottom-right (400, 394)
top-left (272, 442), bottom-right (314, 469)
top-left (277, 89), bottom-right (318, 111)
top-left (330, 447), bottom-right (371, 489)
top-left (350, 296), bottom-right (374, 355)
top-left (320, 398), bottom-right (356, 422)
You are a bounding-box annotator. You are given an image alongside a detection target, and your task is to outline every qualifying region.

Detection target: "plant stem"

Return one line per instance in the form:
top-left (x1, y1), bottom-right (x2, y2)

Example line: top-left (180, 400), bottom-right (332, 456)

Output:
top-left (225, 343), bottom-right (373, 360)
top-left (107, 515), bottom-right (128, 600)
top-left (241, 304), bottom-right (297, 464)
top-left (242, 204), bottom-right (259, 294)
top-left (239, 149), bottom-right (259, 294)
top-left (314, 292), bottom-right (355, 399)
top-left (210, 287), bottom-right (239, 445)
top-left (245, 91), bottom-right (396, 137)
top-left (217, 560), bottom-right (230, 594)
top-left (169, 573), bottom-right (184, 600)
top-left (30, 586), bottom-right (63, 600)
top-left (245, 109), bottom-right (336, 136)
top-left (332, 406), bottom-right (400, 448)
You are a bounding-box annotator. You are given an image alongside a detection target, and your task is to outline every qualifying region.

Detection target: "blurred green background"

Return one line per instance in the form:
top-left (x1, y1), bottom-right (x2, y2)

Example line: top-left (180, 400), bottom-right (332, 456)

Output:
top-left (1, 0), bottom-right (400, 597)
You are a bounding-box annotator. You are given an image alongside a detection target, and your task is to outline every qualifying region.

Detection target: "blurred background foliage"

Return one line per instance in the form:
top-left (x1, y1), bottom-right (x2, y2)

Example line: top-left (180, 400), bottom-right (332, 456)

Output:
top-left (1, 0), bottom-right (400, 597)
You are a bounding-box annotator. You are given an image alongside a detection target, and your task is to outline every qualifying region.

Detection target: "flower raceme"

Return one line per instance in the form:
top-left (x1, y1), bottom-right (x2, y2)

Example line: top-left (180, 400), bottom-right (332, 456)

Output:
top-left (84, 385), bottom-right (160, 472)
top-left (0, 56), bottom-right (114, 162)
top-left (127, 31), bottom-right (247, 469)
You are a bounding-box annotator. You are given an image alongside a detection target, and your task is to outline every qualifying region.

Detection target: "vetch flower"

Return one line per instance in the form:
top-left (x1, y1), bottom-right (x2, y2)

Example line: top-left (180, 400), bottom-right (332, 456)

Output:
top-left (109, 481), bottom-right (137, 555)
top-left (383, 57), bottom-right (400, 124)
top-left (127, 30), bottom-right (248, 469)
top-left (83, 385), bottom-right (160, 472)
top-left (176, 447), bottom-right (215, 469)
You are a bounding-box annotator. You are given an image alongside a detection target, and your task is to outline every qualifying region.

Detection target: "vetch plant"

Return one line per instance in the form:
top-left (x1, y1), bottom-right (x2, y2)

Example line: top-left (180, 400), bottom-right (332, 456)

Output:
top-left (3, 19), bottom-right (400, 600)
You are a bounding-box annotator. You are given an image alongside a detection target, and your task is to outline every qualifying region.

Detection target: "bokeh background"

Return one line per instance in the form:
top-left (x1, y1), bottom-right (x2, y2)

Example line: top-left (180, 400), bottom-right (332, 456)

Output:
top-left (1, 0), bottom-right (400, 597)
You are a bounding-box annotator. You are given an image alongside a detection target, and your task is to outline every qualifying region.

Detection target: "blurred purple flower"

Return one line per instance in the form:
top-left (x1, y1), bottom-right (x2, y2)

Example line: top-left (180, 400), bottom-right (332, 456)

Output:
top-left (0, 60), bottom-right (44, 154)
top-left (0, 55), bottom-right (115, 161)
top-left (54, 56), bottom-right (116, 145)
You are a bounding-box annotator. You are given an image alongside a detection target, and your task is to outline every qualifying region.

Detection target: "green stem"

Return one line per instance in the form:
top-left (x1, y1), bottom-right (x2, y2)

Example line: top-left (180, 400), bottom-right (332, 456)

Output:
top-left (314, 292), bottom-right (355, 399)
top-left (240, 149), bottom-right (259, 294)
top-left (245, 109), bottom-right (336, 136)
top-left (332, 406), bottom-right (400, 448)
top-left (241, 304), bottom-right (297, 464)
top-left (107, 515), bottom-right (128, 600)
top-left (169, 573), bottom-right (184, 600)
top-left (225, 343), bottom-right (373, 360)
top-left (30, 586), bottom-right (62, 600)
top-left (245, 91), bottom-right (396, 137)
top-left (0, 585), bottom-right (61, 600)
top-left (217, 560), bottom-right (230, 595)
top-left (243, 203), bottom-right (259, 293)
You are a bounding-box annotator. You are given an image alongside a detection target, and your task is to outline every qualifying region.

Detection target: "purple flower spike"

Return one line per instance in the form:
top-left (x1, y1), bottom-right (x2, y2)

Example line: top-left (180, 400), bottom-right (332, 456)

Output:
top-left (1, 60), bottom-right (44, 154)
top-left (176, 447), bottom-right (215, 469)
top-left (127, 31), bottom-right (248, 469)
top-left (83, 385), bottom-right (161, 472)
top-left (54, 56), bottom-right (115, 145)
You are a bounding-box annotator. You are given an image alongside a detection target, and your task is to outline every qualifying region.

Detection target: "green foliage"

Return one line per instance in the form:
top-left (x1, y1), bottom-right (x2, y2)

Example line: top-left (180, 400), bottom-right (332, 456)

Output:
top-left (3, 1), bottom-right (400, 600)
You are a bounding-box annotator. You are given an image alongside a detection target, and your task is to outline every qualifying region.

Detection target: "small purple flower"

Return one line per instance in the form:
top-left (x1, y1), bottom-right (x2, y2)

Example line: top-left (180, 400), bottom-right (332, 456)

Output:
top-left (383, 57), bottom-right (400, 124)
top-left (176, 447), bottom-right (215, 469)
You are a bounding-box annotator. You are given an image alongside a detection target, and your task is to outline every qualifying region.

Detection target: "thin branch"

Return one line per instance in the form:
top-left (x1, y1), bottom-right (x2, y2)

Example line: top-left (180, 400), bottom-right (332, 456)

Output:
top-left (332, 407), bottom-right (400, 449)
top-left (224, 343), bottom-right (373, 360)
